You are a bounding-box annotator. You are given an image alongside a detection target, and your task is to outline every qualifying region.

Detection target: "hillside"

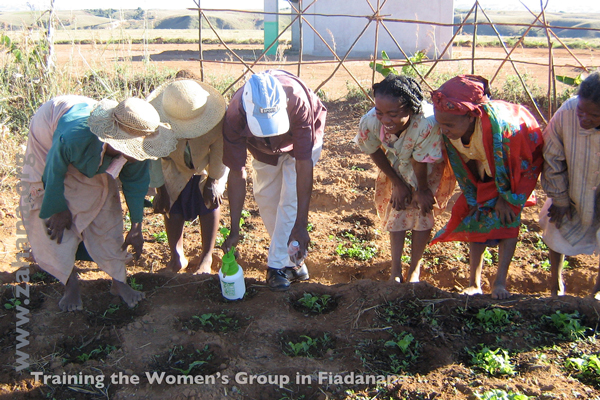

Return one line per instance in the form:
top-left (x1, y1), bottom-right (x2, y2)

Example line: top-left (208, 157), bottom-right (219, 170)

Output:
top-left (454, 9), bottom-right (600, 39)
top-left (1, 8), bottom-right (599, 40)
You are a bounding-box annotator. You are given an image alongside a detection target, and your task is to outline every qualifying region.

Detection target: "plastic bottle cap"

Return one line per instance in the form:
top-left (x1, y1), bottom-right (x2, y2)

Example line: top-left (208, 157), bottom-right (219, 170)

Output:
top-left (291, 240), bottom-right (299, 247)
top-left (221, 248), bottom-right (239, 276)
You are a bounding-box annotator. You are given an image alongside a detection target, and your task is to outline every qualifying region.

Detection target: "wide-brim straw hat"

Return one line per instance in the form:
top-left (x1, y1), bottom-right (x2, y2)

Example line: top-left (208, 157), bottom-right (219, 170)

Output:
top-left (88, 98), bottom-right (178, 161)
top-left (146, 79), bottom-right (227, 140)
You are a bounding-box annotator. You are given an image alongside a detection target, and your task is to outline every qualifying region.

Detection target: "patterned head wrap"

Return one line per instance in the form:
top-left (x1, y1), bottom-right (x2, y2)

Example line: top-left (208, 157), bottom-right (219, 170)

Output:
top-left (431, 75), bottom-right (491, 118)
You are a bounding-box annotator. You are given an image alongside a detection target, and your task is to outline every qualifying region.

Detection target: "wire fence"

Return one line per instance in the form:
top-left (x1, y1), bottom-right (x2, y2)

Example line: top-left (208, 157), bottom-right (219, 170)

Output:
top-left (191, 0), bottom-right (600, 123)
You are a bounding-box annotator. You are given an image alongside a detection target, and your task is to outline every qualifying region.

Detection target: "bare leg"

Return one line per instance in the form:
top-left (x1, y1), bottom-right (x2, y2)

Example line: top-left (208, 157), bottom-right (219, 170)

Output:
top-left (165, 212), bottom-right (187, 272)
top-left (407, 229), bottom-right (431, 283)
top-left (187, 209), bottom-right (220, 274)
top-left (110, 279), bottom-right (145, 308)
top-left (389, 231), bottom-right (406, 283)
top-left (59, 270), bottom-right (83, 312)
top-left (463, 242), bottom-right (485, 296)
top-left (591, 259), bottom-right (600, 300)
top-left (549, 249), bottom-right (565, 297)
top-left (491, 237), bottom-right (518, 299)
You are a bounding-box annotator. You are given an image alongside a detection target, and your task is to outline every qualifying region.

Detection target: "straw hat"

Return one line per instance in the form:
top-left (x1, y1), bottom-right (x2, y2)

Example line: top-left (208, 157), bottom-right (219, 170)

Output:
top-left (146, 79), bottom-right (227, 140)
top-left (88, 98), bottom-right (178, 161)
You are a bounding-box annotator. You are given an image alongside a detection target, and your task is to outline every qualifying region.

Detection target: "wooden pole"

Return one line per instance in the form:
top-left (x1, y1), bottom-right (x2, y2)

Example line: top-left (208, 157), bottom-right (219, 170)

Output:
top-left (194, 0), bottom-right (204, 81)
top-left (424, 3), bottom-right (477, 80)
top-left (372, 0), bottom-right (381, 90)
top-left (477, 6), bottom-right (547, 124)
top-left (540, 0), bottom-right (555, 116)
top-left (471, 1), bottom-right (478, 75)
top-left (298, 0), bottom-right (303, 77)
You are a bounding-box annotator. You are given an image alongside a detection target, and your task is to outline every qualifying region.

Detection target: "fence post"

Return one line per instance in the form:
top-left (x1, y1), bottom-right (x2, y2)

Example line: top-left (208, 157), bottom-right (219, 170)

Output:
top-left (194, 0), bottom-right (204, 81)
top-left (471, 1), bottom-right (478, 74)
top-left (298, 0), bottom-right (303, 77)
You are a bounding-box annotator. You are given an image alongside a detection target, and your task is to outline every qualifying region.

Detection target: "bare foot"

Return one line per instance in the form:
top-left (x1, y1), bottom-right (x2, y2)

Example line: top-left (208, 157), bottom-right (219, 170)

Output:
top-left (491, 286), bottom-right (512, 300)
top-left (550, 287), bottom-right (565, 298)
top-left (110, 279), bottom-right (145, 308)
top-left (461, 286), bottom-right (483, 296)
top-left (59, 271), bottom-right (83, 312)
top-left (389, 265), bottom-right (403, 283)
top-left (186, 253), bottom-right (213, 275)
top-left (592, 284), bottom-right (600, 300)
top-left (167, 253), bottom-right (188, 273)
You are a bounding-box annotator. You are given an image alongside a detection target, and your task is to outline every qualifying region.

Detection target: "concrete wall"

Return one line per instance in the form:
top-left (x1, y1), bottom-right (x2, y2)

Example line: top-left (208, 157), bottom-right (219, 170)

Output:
top-left (290, 0), bottom-right (454, 59)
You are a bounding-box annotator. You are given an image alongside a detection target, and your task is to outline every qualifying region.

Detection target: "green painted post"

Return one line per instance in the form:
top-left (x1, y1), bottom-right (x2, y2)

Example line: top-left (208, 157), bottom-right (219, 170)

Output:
top-left (264, 21), bottom-right (278, 55)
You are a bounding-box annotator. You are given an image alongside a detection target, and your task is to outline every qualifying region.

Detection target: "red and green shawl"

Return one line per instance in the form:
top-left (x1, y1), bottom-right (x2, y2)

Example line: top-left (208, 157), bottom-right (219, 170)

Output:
top-left (431, 100), bottom-right (543, 244)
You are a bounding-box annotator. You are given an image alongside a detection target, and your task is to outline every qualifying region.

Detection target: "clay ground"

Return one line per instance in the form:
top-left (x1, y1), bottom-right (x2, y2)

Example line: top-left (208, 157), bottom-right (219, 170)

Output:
top-left (1, 43), bottom-right (600, 399)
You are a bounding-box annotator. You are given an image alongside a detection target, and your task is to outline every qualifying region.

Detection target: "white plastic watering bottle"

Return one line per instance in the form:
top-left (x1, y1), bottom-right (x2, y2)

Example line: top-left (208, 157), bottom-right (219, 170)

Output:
top-left (288, 240), bottom-right (306, 267)
top-left (218, 249), bottom-right (246, 300)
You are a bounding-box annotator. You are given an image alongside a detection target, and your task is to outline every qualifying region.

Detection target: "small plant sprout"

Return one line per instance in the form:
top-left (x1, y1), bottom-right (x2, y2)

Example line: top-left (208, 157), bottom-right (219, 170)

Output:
top-left (475, 389), bottom-right (531, 400)
top-left (475, 307), bottom-right (515, 332)
top-left (469, 346), bottom-right (516, 376)
top-left (152, 231), bottom-right (168, 243)
top-left (284, 334), bottom-right (332, 358)
top-left (482, 248), bottom-right (494, 265)
top-left (76, 344), bottom-right (116, 363)
top-left (102, 303), bottom-right (121, 317)
top-left (385, 332), bottom-right (415, 354)
top-left (173, 360), bottom-right (207, 375)
top-left (565, 354), bottom-right (600, 387)
top-left (335, 232), bottom-right (377, 261)
top-left (4, 298), bottom-right (22, 310)
top-left (544, 310), bottom-right (589, 340)
top-left (189, 312), bottom-right (239, 332)
top-left (296, 293), bottom-right (332, 314)
top-left (128, 277), bottom-right (143, 291)
top-left (215, 226), bottom-right (230, 247)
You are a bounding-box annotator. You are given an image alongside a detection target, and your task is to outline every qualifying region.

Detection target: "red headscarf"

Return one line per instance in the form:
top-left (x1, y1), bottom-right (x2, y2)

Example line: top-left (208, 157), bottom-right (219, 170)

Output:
top-left (431, 75), bottom-right (491, 118)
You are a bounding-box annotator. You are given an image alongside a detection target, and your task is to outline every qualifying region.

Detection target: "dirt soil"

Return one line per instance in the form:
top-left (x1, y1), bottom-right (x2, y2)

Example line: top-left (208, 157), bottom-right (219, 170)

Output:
top-left (2, 44), bottom-right (600, 400)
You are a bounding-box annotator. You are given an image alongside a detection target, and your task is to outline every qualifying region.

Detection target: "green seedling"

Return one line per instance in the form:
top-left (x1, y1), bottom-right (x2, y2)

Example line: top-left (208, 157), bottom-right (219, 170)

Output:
top-left (544, 310), bottom-right (589, 340)
top-left (30, 271), bottom-right (51, 283)
top-left (482, 248), bottom-right (495, 265)
top-left (190, 312), bottom-right (239, 332)
top-left (335, 232), bottom-right (377, 261)
top-left (4, 298), bottom-right (22, 310)
top-left (385, 332), bottom-right (415, 354)
top-left (215, 226), bottom-right (230, 247)
top-left (469, 346), bottom-right (516, 376)
top-left (173, 360), bottom-right (207, 375)
top-left (296, 293), bottom-right (331, 314)
top-left (475, 389), bottom-right (531, 400)
top-left (76, 344), bottom-right (116, 363)
top-left (538, 259), bottom-right (551, 271)
top-left (565, 354), bottom-right (600, 386)
top-left (306, 222), bottom-right (314, 232)
top-left (350, 165), bottom-right (365, 171)
top-left (285, 334), bottom-right (331, 358)
top-left (533, 233), bottom-right (548, 250)
top-left (475, 307), bottom-right (517, 332)
top-left (377, 302), bottom-right (409, 325)
top-left (102, 303), bottom-right (121, 317)
top-left (128, 277), bottom-right (143, 291)
top-left (152, 231), bottom-right (168, 243)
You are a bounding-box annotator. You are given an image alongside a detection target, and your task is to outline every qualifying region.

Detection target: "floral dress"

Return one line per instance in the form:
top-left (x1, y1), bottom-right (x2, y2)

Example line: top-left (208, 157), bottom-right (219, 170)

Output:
top-left (354, 102), bottom-right (455, 232)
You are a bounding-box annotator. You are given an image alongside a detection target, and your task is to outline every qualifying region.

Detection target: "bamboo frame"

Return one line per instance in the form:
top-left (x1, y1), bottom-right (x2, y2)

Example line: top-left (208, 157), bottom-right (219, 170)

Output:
top-left (190, 0), bottom-right (598, 117)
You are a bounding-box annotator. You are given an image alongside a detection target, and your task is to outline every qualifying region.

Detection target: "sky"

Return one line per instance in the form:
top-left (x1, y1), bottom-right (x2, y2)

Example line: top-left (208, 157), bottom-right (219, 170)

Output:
top-left (3, 0), bottom-right (600, 13)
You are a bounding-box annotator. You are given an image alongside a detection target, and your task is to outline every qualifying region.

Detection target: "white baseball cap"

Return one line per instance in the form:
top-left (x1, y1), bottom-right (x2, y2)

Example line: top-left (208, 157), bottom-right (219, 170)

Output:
top-left (242, 73), bottom-right (290, 137)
